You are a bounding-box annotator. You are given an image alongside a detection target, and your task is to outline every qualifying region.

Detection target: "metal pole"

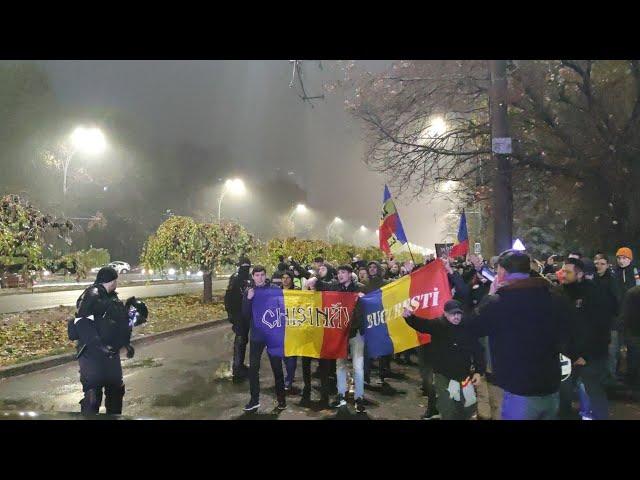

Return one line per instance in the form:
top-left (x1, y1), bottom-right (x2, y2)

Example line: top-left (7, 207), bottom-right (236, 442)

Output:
top-left (490, 60), bottom-right (513, 255)
top-left (217, 187), bottom-right (227, 222)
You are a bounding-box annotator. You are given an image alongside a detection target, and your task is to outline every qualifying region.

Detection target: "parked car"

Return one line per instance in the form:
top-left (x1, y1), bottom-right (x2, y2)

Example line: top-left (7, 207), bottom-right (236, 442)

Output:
top-left (109, 261), bottom-right (131, 274)
top-left (90, 264), bottom-right (110, 274)
top-left (90, 261), bottom-right (131, 275)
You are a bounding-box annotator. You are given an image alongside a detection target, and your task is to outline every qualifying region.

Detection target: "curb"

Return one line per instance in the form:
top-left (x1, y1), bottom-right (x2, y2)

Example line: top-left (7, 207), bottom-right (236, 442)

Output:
top-left (0, 318), bottom-right (229, 380)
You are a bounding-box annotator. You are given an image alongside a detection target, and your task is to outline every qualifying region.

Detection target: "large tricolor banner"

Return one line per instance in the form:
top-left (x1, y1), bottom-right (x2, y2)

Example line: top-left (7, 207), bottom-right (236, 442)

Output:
top-left (251, 289), bottom-right (359, 359)
top-left (359, 260), bottom-right (451, 358)
top-left (252, 261), bottom-right (452, 359)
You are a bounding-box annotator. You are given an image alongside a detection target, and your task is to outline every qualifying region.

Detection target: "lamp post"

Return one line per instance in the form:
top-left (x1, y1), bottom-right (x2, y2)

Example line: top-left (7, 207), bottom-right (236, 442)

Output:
top-left (63, 126), bottom-right (107, 198)
top-left (353, 225), bottom-right (369, 245)
top-left (217, 178), bottom-right (246, 221)
top-left (288, 203), bottom-right (308, 236)
top-left (326, 216), bottom-right (343, 241)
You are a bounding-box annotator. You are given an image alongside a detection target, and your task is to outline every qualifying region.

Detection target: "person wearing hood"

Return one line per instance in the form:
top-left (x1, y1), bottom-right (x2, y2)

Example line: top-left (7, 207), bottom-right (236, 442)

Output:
top-left (316, 264), bottom-right (334, 283)
top-left (594, 254), bottom-right (622, 383)
top-left (465, 250), bottom-right (571, 420)
top-left (225, 256), bottom-right (252, 383)
top-left (363, 261), bottom-right (397, 385)
top-left (386, 262), bottom-right (401, 280)
top-left (289, 259), bottom-right (310, 290)
top-left (277, 255), bottom-right (288, 273)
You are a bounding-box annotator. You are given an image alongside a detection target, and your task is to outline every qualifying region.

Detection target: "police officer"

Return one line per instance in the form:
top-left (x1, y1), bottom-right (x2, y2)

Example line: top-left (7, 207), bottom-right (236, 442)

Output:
top-left (68, 266), bottom-right (131, 416)
top-left (224, 256), bottom-right (252, 383)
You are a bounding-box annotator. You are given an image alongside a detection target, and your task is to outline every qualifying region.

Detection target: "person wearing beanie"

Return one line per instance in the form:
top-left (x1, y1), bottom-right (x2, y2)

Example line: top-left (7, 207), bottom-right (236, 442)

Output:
top-left (465, 249), bottom-right (572, 420)
top-left (67, 266), bottom-right (130, 415)
top-left (593, 254), bottom-right (623, 383)
top-left (614, 247), bottom-right (640, 300)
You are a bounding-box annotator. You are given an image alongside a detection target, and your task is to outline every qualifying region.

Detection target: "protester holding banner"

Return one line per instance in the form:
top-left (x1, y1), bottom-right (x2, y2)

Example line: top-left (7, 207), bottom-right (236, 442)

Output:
top-left (280, 271), bottom-right (301, 395)
top-left (307, 265), bottom-right (367, 412)
top-left (403, 300), bottom-right (485, 420)
top-left (363, 261), bottom-right (394, 385)
top-left (242, 266), bottom-right (288, 413)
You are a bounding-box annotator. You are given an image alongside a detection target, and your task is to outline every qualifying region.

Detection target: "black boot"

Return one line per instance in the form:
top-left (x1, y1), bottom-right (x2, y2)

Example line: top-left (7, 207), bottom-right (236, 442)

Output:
top-left (105, 383), bottom-right (125, 415)
top-left (80, 388), bottom-right (102, 415)
top-left (299, 388), bottom-right (312, 407)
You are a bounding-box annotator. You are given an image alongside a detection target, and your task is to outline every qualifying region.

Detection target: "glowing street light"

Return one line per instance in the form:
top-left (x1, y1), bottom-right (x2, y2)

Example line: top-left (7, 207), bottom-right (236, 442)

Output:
top-left (360, 225), bottom-right (368, 231)
top-left (218, 178), bottom-right (246, 221)
top-left (430, 116), bottom-right (447, 136)
top-left (327, 216), bottom-right (344, 241)
top-left (70, 127), bottom-right (106, 155)
top-left (63, 126), bottom-right (107, 197)
top-left (288, 203), bottom-right (309, 236)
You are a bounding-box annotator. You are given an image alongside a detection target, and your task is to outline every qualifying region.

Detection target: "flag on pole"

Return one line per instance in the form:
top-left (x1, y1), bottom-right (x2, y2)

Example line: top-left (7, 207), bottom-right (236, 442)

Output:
top-left (379, 185), bottom-right (408, 256)
top-left (449, 210), bottom-right (469, 258)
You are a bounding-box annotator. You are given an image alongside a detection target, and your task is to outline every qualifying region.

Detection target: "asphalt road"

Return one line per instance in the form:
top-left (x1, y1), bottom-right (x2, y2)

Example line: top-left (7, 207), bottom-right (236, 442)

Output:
top-left (1, 324), bottom-right (639, 420)
top-left (0, 280), bottom-right (228, 314)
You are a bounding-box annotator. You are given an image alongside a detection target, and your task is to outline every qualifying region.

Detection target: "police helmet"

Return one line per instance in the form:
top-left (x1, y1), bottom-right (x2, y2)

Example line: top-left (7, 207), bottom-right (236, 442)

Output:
top-left (125, 297), bottom-right (149, 326)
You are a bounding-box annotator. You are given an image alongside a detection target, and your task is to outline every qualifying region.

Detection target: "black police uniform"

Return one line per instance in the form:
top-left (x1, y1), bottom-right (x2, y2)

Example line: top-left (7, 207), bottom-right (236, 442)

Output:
top-left (70, 283), bottom-right (131, 415)
top-left (225, 264), bottom-right (251, 380)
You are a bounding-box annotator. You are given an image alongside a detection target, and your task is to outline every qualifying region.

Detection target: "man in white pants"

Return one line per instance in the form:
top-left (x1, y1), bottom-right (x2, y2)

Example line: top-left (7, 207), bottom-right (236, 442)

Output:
top-left (306, 265), bottom-right (367, 413)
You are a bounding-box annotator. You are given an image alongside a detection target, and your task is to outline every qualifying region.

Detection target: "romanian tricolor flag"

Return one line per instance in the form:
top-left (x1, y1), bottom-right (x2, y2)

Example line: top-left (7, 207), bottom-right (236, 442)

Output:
top-left (251, 289), bottom-right (359, 359)
top-left (360, 260), bottom-right (452, 358)
top-left (379, 185), bottom-right (409, 256)
top-left (449, 210), bottom-right (469, 258)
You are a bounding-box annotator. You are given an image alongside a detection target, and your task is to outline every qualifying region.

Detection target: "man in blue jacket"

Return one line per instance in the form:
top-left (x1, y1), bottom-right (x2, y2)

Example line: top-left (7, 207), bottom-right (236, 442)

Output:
top-left (241, 266), bottom-right (287, 413)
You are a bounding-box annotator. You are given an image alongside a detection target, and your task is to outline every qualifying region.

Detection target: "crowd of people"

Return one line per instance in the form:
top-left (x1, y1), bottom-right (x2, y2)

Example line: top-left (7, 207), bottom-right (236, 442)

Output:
top-left (224, 246), bottom-right (640, 420)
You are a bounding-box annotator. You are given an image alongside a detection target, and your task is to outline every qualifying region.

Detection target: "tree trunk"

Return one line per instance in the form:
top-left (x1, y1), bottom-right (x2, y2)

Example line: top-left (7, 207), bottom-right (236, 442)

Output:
top-left (203, 271), bottom-right (213, 304)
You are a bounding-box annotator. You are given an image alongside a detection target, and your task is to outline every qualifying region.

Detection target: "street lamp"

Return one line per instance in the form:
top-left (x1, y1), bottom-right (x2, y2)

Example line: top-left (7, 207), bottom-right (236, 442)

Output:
top-left (63, 126), bottom-right (107, 197)
top-left (288, 203), bottom-right (308, 236)
top-left (353, 225), bottom-right (369, 245)
top-left (326, 216), bottom-right (343, 241)
top-left (217, 178), bottom-right (246, 221)
top-left (430, 116), bottom-right (447, 136)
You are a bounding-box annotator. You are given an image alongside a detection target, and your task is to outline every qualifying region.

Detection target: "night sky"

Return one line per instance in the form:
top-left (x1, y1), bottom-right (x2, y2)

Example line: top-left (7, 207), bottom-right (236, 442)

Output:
top-left (34, 60), bottom-right (451, 250)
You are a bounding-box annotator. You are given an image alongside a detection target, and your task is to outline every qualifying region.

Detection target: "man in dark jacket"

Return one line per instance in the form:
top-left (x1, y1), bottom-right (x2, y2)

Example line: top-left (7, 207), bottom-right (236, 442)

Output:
top-left (363, 261), bottom-right (394, 385)
top-left (308, 265), bottom-right (367, 412)
top-left (621, 286), bottom-right (640, 398)
top-left (278, 271), bottom-right (300, 394)
top-left (466, 250), bottom-right (571, 420)
top-left (70, 267), bottom-right (131, 415)
top-left (414, 256), bottom-right (472, 420)
top-left (241, 266), bottom-right (287, 413)
top-left (594, 254), bottom-right (622, 382)
top-left (224, 256), bottom-right (252, 383)
top-left (559, 258), bottom-right (611, 419)
top-left (403, 300), bottom-right (486, 420)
